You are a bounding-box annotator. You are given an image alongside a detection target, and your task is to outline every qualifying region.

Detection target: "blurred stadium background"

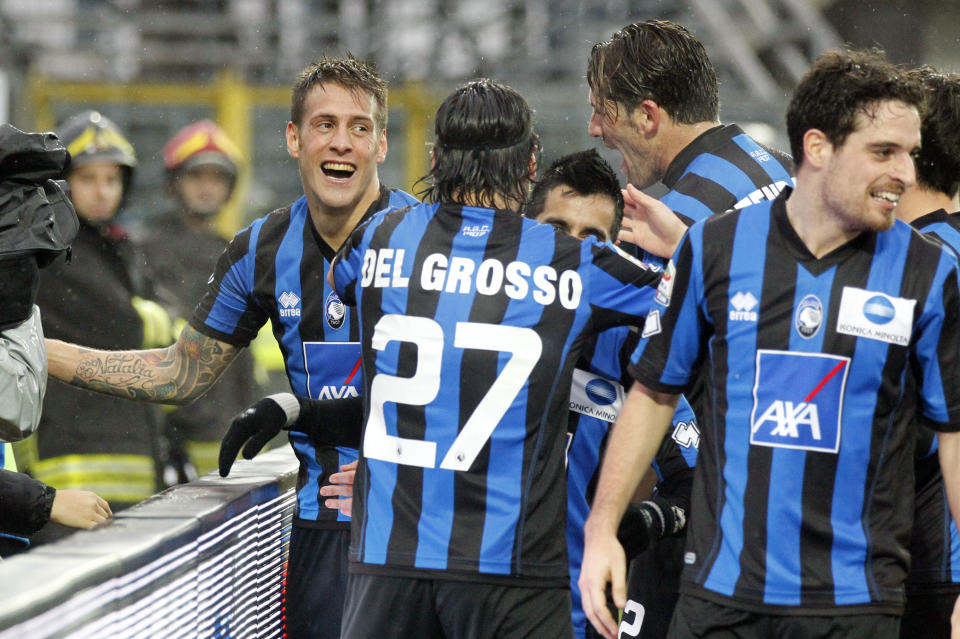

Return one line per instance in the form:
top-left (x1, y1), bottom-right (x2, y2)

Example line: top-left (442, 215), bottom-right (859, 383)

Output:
top-left (1, 0), bottom-right (957, 237)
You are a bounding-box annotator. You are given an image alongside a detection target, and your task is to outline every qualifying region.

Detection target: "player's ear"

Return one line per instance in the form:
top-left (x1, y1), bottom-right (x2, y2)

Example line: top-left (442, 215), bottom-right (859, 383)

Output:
top-left (285, 121), bottom-right (300, 159)
top-left (376, 128), bottom-right (387, 164)
top-left (802, 129), bottom-right (831, 169)
top-left (630, 99), bottom-right (661, 135)
top-left (527, 150), bottom-right (537, 181)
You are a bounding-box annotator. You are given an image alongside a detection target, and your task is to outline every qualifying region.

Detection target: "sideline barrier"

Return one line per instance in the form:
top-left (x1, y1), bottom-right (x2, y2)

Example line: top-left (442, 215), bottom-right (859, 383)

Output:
top-left (0, 446), bottom-right (298, 638)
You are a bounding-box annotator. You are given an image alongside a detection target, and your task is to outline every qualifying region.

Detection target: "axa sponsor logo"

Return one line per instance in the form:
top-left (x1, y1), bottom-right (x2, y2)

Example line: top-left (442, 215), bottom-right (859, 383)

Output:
top-left (278, 291), bottom-right (301, 317)
top-left (753, 400), bottom-right (822, 440)
top-left (462, 224), bottom-right (490, 238)
top-left (729, 291), bottom-right (758, 322)
top-left (316, 385), bottom-right (359, 399)
top-left (750, 350), bottom-right (849, 453)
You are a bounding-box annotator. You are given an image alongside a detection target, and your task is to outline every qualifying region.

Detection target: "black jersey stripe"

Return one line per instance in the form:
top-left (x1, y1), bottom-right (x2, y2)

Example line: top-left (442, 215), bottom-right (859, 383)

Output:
top-left (514, 229), bottom-right (584, 576)
top-left (448, 211), bottom-right (525, 573)
top-left (732, 218), bottom-right (798, 600)
top-left (691, 210), bottom-right (738, 586)
top-left (670, 174), bottom-right (737, 221)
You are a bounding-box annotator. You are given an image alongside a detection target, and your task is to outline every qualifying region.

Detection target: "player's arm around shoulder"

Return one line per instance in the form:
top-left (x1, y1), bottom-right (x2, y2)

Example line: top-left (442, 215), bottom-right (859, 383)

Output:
top-left (46, 322), bottom-right (240, 405)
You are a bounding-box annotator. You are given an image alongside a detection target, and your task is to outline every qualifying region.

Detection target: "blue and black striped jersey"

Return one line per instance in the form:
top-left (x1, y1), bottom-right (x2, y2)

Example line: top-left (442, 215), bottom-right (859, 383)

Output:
top-left (191, 185), bottom-right (418, 528)
top-left (333, 201), bottom-right (659, 585)
top-left (565, 325), bottom-right (697, 638)
top-left (631, 191), bottom-right (960, 613)
top-left (908, 209), bottom-right (960, 590)
top-left (641, 124), bottom-right (795, 270)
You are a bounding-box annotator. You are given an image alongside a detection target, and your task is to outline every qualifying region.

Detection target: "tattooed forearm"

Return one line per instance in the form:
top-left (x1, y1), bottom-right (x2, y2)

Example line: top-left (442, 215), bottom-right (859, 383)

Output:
top-left (51, 326), bottom-right (239, 404)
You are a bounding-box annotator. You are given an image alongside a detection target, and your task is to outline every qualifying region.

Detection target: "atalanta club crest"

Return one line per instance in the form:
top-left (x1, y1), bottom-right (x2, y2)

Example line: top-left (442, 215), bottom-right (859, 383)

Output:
top-left (325, 291), bottom-right (346, 329)
top-left (795, 294), bottom-right (823, 339)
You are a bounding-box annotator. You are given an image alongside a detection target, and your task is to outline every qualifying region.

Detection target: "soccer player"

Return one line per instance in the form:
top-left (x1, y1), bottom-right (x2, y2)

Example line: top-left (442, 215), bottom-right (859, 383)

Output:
top-left (585, 20), bottom-right (793, 636)
top-left (892, 67), bottom-right (960, 639)
top-left (329, 79), bottom-right (659, 638)
top-left (580, 48), bottom-right (960, 639)
top-left (44, 57), bottom-right (417, 638)
top-left (587, 19), bottom-right (794, 270)
top-left (524, 149), bottom-right (697, 639)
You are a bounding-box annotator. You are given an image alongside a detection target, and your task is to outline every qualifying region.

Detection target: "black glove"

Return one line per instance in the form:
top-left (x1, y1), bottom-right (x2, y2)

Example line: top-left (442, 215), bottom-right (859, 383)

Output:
top-left (616, 495), bottom-right (687, 561)
top-left (219, 394), bottom-right (299, 477)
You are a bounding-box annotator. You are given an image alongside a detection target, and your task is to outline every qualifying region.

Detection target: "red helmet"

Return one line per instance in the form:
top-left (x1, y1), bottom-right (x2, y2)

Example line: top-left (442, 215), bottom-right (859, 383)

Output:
top-left (162, 120), bottom-right (242, 180)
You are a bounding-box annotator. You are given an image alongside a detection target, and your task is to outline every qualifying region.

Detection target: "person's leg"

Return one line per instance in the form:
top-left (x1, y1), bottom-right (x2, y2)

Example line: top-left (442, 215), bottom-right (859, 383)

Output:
top-left (665, 594), bottom-right (766, 639)
top-left (284, 526), bottom-right (349, 639)
top-left (901, 589), bottom-right (958, 639)
top-left (773, 612), bottom-right (899, 639)
top-left (436, 581), bottom-right (574, 639)
top-left (622, 535), bottom-right (686, 639)
top-left (340, 573), bottom-right (443, 638)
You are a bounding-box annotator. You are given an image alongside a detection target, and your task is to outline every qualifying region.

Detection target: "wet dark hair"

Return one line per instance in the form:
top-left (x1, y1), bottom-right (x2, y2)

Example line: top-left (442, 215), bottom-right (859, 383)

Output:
top-left (418, 79), bottom-right (538, 210)
top-left (290, 55), bottom-right (387, 131)
top-left (786, 48), bottom-right (924, 168)
top-left (524, 149), bottom-right (624, 237)
top-left (587, 20), bottom-right (719, 124)
top-left (907, 67), bottom-right (960, 198)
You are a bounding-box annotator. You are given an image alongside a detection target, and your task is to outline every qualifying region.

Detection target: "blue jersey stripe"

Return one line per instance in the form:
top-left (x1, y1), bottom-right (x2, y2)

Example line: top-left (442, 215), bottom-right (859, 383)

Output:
top-left (830, 231), bottom-right (908, 604)
top-left (360, 211), bottom-right (409, 565)
top-left (704, 206), bottom-right (770, 595)
top-left (204, 217), bottom-right (265, 336)
top-left (415, 213), bottom-right (489, 570)
top-left (682, 154), bottom-right (754, 206)
top-left (661, 189), bottom-right (715, 223)
top-left (277, 198), bottom-right (308, 395)
top-left (731, 134), bottom-right (794, 184)
top-left (761, 265), bottom-right (835, 604)
top-left (478, 223), bottom-right (560, 575)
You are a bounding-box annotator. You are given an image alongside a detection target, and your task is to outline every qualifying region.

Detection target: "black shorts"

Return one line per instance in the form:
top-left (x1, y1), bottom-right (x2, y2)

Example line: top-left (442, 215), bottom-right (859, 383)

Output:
top-left (620, 535), bottom-right (686, 639)
top-left (901, 587), bottom-right (960, 639)
top-left (667, 594), bottom-right (900, 639)
top-left (284, 525), bottom-right (350, 639)
top-left (341, 572), bottom-right (575, 639)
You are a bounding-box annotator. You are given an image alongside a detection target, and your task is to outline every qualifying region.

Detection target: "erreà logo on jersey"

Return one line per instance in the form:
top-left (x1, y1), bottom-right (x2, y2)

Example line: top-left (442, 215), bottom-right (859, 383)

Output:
top-left (729, 291), bottom-right (758, 322)
top-left (836, 286), bottom-right (915, 346)
top-left (279, 291), bottom-right (301, 317)
top-left (569, 368), bottom-right (624, 423)
top-left (750, 350), bottom-right (850, 453)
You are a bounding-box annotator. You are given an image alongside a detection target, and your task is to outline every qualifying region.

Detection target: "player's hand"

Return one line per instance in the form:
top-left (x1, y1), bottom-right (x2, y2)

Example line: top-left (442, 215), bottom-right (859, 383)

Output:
top-left (579, 521), bottom-right (627, 639)
top-left (618, 184), bottom-right (687, 258)
top-left (320, 460), bottom-right (357, 517)
top-left (219, 396), bottom-right (289, 477)
top-left (50, 489), bottom-right (112, 529)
